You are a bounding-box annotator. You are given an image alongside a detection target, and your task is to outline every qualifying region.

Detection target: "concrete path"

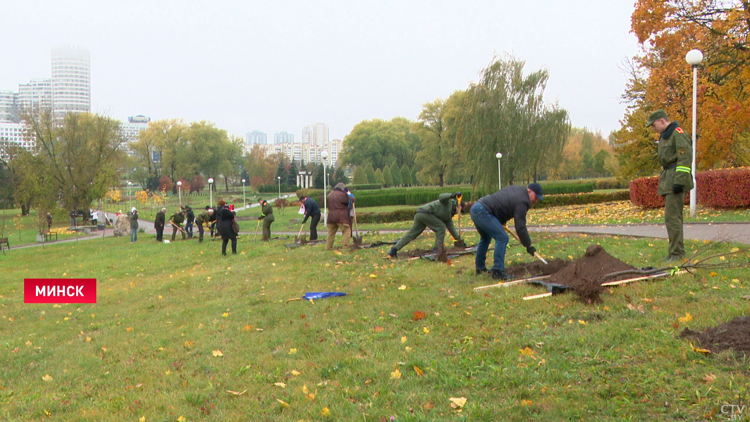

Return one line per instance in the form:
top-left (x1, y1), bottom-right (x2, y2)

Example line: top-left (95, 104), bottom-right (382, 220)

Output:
top-left (10, 217), bottom-right (750, 251)
top-left (528, 222), bottom-right (750, 244)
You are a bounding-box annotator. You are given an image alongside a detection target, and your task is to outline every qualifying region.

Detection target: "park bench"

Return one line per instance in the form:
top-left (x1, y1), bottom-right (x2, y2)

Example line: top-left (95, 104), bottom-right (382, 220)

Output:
top-left (69, 225), bottom-right (97, 235)
top-left (0, 237), bottom-right (9, 254)
top-left (41, 230), bottom-right (58, 242)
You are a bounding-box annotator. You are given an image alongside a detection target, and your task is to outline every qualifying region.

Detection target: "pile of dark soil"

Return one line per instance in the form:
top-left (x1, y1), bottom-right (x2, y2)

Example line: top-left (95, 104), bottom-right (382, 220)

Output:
top-left (506, 259), bottom-right (570, 278)
top-left (680, 317), bottom-right (750, 357)
top-left (400, 246), bottom-right (472, 258)
top-left (505, 244), bottom-right (639, 303)
top-left (545, 244), bottom-right (637, 303)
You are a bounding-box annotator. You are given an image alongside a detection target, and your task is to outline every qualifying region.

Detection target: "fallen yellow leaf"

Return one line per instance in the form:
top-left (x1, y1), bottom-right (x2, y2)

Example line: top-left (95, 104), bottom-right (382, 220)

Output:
top-left (449, 397), bottom-right (467, 408)
top-left (413, 366), bottom-right (424, 376)
top-left (320, 407), bottom-right (331, 416)
top-left (274, 382), bottom-right (286, 388)
top-left (277, 399), bottom-right (290, 408)
top-left (678, 312), bottom-right (693, 323)
top-left (390, 369), bottom-right (402, 379)
top-left (42, 374), bottom-right (53, 382)
top-left (212, 350), bottom-right (224, 357)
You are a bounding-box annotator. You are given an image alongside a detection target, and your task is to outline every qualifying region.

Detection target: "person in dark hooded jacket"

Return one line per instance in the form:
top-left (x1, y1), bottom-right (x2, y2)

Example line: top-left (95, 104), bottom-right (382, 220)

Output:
top-left (299, 195), bottom-right (321, 241)
top-left (216, 199), bottom-right (237, 255)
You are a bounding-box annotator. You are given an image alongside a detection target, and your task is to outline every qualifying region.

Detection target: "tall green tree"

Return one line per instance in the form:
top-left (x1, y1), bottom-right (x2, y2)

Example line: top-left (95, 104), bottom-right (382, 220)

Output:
top-left (382, 164), bottom-right (393, 187)
top-left (454, 55), bottom-right (569, 190)
top-left (364, 163), bottom-right (377, 184)
top-left (353, 166), bottom-right (368, 185)
top-left (390, 164), bottom-right (403, 186)
top-left (400, 164), bottom-right (413, 186)
top-left (414, 96), bottom-right (463, 186)
top-left (17, 110), bottom-right (125, 213)
top-left (375, 168), bottom-right (384, 185)
top-left (339, 118), bottom-right (420, 170)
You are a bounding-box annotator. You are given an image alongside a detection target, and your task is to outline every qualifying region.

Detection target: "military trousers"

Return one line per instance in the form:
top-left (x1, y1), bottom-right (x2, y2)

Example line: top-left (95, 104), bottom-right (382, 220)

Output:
top-left (394, 212), bottom-right (447, 252)
top-left (664, 191), bottom-right (687, 258)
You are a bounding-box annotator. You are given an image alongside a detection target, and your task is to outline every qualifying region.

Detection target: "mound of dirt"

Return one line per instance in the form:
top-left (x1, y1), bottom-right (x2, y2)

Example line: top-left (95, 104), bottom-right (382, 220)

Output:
top-left (544, 244), bottom-right (637, 303)
top-left (680, 317), bottom-right (750, 357)
top-left (506, 258), bottom-right (570, 278)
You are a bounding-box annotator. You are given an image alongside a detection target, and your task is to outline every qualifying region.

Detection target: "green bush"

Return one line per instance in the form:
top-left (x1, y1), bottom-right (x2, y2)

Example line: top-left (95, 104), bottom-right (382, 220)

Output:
top-left (349, 184), bottom-right (382, 190)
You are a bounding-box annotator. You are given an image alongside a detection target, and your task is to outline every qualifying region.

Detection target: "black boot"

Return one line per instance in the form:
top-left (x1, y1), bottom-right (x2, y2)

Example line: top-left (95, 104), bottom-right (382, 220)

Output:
top-left (491, 269), bottom-right (510, 280)
top-left (387, 247), bottom-right (398, 258)
top-left (476, 268), bottom-right (490, 275)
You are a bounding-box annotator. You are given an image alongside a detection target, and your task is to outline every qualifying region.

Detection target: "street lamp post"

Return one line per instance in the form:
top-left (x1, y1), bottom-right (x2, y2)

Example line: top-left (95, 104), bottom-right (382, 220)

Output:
top-left (495, 152), bottom-right (503, 190)
top-left (177, 180), bottom-right (182, 208)
top-left (321, 150), bottom-right (329, 222)
top-left (686, 49), bottom-right (703, 218)
top-left (277, 176), bottom-right (281, 199)
top-left (208, 177), bottom-right (214, 207)
top-left (127, 181), bottom-right (132, 210)
top-left (241, 178), bottom-right (246, 209)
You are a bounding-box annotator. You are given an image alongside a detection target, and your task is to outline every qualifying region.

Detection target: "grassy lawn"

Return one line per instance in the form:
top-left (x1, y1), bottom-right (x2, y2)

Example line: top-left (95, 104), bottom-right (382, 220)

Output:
top-left (1, 225), bottom-right (749, 421)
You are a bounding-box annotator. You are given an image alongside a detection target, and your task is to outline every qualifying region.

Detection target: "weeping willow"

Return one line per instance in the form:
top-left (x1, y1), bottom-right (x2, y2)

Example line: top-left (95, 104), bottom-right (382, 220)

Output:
top-left (454, 55), bottom-right (570, 192)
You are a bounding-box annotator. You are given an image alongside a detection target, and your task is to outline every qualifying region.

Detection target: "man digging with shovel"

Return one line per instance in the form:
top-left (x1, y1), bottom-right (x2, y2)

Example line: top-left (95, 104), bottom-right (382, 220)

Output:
top-left (387, 192), bottom-right (463, 259)
top-left (470, 183), bottom-right (543, 280)
top-left (298, 195), bottom-right (321, 242)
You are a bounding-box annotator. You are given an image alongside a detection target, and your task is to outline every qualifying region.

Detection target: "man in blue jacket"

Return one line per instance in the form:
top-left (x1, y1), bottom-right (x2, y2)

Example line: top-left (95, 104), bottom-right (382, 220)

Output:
top-left (470, 183), bottom-right (543, 280)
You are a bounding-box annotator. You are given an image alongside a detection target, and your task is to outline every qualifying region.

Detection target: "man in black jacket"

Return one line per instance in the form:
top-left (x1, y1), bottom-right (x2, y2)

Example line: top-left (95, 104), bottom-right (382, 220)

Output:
top-left (299, 195), bottom-right (322, 241)
top-left (154, 208), bottom-right (166, 242)
top-left (470, 183), bottom-right (543, 280)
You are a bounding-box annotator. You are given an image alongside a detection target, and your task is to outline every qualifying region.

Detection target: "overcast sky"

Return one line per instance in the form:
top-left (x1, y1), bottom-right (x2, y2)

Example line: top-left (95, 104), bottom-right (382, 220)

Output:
top-left (1, 0), bottom-right (641, 141)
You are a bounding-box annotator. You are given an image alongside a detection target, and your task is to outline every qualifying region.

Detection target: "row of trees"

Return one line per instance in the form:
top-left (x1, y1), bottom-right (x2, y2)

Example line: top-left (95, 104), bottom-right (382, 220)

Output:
top-left (340, 55), bottom-right (574, 189)
top-left (129, 119), bottom-right (243, 192)
top-left (352, 163), bottom-right (420, 187)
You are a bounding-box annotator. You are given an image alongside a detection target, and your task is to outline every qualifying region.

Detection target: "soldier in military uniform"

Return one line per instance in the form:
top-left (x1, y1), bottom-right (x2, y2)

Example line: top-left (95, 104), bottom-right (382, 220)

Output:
top-left (169, 209), bottom-right (187, 241)
top-left (258, 199), bottom-right (275, 241)
top-left (646, 109), bottom-right (694, 262)
top-left (195, 208), bottom-right (213, 243)
top-left (387, 192), bottom-right (463, 258)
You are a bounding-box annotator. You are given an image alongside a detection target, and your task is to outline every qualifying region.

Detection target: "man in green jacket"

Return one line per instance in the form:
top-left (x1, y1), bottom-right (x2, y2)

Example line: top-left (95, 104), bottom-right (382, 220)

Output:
top-left (258, 199), bottom-right (275, 241)
top-left (387, 192), bottom-right (463, 258)
top-left (647, 109), bottom-right (694, 262)
top-left (195, 207), bottom-right (213, 243)
top-left (170, 210), bottom-right (187, 241)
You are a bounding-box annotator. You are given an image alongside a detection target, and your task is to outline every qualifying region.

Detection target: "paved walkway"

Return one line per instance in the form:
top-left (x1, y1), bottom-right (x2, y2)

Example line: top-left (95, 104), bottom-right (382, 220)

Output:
top-left (11, 216), bottom-right (750, 250)
top-left (528, 222), bottom-right (750, 244)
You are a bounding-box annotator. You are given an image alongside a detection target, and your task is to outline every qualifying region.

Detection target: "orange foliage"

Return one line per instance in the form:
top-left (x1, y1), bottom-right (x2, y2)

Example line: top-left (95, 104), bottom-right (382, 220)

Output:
top-left (631, 0), bottom-right (750, 169)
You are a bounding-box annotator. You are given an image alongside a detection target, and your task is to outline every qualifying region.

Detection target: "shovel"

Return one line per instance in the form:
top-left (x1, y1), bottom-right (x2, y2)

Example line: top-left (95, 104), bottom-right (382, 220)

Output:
top-left (503, 225), bottom-right (548, 265)
top-left (254, 219), bottom-right (260, 241)
top-left (454, 194), bottom-right (466, 248)
top-left (522, 280), bottom-right (569, 300)
top-left (352, 203), bottom-right (362, 246)
top-left (295, 223), bottom-right (307, 243)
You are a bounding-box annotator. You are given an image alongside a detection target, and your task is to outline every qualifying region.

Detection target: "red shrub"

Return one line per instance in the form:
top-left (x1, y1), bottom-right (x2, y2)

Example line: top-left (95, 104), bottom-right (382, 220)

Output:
top-left (630, 167), bottom-right (750, 209)
top-left (697, 167), bottom-right (750, 208)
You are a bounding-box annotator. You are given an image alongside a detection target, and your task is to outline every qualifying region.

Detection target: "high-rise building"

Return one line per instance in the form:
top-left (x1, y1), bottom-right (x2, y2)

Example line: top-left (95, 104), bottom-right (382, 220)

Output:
top-left (121, 115), bottom-right (150, 142)
top-left (246, 130), bottom-right (267, 145)
top-left (51, 46), bottom-right (90, 118)
top-left (302, 122), bottom-right (328, 148)
top-left (0, 90), bottom-right (16, 122)
top-left (274, 131), bottom-right (294, 144)
top-left (0, 121), bottom-right (31, 155)
top-left (17, 78), bottom-right (52, 115)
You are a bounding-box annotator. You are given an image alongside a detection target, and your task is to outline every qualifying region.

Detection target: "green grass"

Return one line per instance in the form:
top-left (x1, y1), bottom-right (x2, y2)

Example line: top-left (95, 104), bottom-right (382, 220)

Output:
top-left (1, 227), bottom-right (749, 421)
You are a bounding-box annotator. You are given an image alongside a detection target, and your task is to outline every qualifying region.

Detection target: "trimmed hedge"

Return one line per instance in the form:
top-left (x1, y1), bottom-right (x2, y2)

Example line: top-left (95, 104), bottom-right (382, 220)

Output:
top-left (631, 167), bottom-right (750, 209)
top-left (349, 184), bottom-right (383, 190)
top-left (258, 184), bottom-right (297, 193)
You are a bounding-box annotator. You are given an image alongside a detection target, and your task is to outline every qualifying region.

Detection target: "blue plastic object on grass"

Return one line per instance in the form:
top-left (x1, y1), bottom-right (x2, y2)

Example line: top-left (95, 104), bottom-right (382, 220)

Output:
top-left (302, 292), bottom-right (347, 301)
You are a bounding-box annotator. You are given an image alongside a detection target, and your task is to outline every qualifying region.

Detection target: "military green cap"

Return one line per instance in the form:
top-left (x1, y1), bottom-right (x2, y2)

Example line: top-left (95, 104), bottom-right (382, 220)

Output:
top-left (646, 109), bottom-right (668, 127)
